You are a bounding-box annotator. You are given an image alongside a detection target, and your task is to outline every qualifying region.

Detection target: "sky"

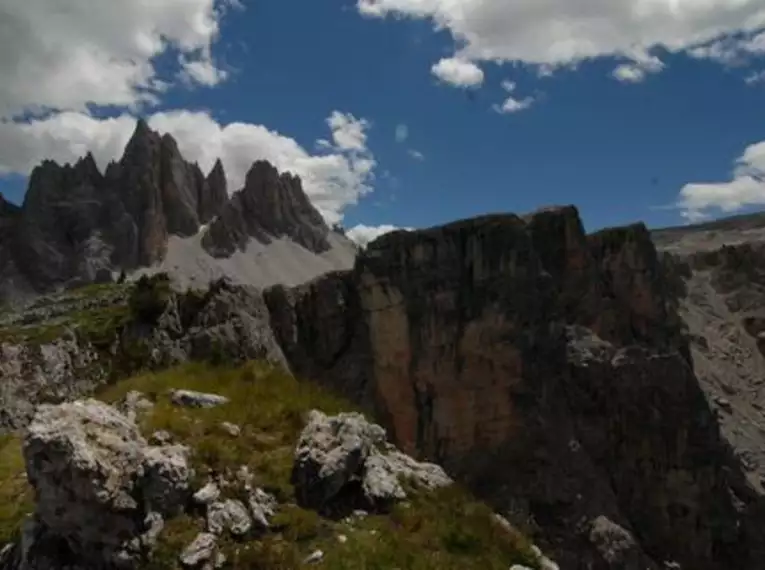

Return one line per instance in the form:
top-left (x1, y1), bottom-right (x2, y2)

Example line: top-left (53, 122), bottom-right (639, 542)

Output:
top-left (0, 1), bottom-right (764, 246)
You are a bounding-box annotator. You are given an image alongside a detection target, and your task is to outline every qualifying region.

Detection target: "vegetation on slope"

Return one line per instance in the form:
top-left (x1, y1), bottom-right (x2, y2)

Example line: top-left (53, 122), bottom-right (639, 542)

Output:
top-left (1, 361), bottom-right (540, 569)
top-left (0, 281), bottom-right (131, 346)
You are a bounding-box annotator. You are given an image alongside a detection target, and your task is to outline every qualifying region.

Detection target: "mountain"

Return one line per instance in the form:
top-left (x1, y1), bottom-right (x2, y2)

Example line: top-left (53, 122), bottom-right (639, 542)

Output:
top-left (0, 120), bottom-right (356, 305)
top-left (2, 205), bottom-right (765, 568)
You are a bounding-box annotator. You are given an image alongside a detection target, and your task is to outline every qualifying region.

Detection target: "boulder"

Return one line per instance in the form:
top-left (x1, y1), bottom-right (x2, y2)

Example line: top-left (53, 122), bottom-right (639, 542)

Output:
top-left (292, 410), bottom-right (451, 514)
top-left (8, 399), bottom-right (192, 569)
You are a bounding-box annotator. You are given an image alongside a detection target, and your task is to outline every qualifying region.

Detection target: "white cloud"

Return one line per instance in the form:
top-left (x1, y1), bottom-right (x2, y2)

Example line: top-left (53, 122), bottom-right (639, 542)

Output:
top-left (676, 140), bottom-right (765, 221)
top-left (346, 224), bottom-right (411, 247)
top-left (688, 30), bottom-right (765, 65)
top-left (0, 112), bottom-right (137, 175)
top-left (494, 97), bottom-right (535, 114)
top-left (431, 57), bottom-right (484, 88)
top-left (358, 0), bottom-right (765, 81)
top-left (493, 80), bottom-right (535, 114)
top-left (611, 55), bottom-right (665, 83)
top-left (326, 111), bottom-right (370, 152)
top-left (745, 69), bottom-right (765, 84)
top-left (395, 124), bottom-right (409, 143)
top-left (408, 149), bottom-right (425, 161)
top-left (0, 110), bottom-right (376, 226)
top-left (179, 51), bottom-right (229, 87)
top-left (0, 0), bottom-right (234, 119)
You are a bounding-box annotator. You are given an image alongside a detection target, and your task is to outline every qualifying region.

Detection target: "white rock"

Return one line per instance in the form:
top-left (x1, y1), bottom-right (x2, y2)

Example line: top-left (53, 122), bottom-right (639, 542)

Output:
top-left (22, 399), bottom-right (191, 567)
top-left (180, 532), bottom-right (217, 567)
top-left (170, 389), bottom-right (229, 408)
top-left (292, 410), bottom-right (451, 511)
top-left (220, 421), bottom-right (241, 437)
top-left (303, 549), bottom-right (324, 564)
top-left (193, 482), bottom-right (221, 506)
top-left (207, 499), bottom-right (252, 536)
top-left (247, 487), bottom-right (278, 530)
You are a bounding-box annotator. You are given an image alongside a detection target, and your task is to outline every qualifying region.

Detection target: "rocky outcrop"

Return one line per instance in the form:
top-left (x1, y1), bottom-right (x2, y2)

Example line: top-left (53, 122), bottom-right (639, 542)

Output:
top-left (202, 161), bottom-right (332, 257)
top-left (291, 410), bottom-right (451, 515)
top-left (0, 399), bottom-right (191, 570)
top-left (264, 206), bottom-right (764, 569)
top-left (0, 277), bottom-right (289, 432)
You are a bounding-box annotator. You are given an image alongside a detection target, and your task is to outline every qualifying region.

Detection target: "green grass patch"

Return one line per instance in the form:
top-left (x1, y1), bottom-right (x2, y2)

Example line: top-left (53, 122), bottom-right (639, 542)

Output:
top-left (96, 362), bottom-right (540, 570)
top-left (0, 434), bottom-right (34, 546)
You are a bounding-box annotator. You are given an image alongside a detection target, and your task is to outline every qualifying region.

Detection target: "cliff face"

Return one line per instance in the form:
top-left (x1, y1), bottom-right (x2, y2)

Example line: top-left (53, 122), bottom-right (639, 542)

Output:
top-left (265, 206), bottom-right (763, 569)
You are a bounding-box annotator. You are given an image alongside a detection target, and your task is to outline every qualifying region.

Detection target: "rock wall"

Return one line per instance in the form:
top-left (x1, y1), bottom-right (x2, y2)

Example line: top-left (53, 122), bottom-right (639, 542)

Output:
top-left (265, 206), bottom-right (763, 569)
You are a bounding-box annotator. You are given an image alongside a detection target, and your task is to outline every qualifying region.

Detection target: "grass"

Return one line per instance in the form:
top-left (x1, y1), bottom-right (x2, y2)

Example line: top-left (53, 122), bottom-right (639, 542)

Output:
top-left (96, 362), bottom-right (541, 570)
top-left (0, 434), bottom-right (34, 546)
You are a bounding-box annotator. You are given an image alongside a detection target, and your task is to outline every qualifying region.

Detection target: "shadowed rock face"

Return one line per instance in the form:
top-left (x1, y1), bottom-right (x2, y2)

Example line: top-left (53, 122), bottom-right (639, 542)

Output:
top-left (203, 160), bottom-right (332, 258)
top-left (265, 206), bottom-right (764, 570)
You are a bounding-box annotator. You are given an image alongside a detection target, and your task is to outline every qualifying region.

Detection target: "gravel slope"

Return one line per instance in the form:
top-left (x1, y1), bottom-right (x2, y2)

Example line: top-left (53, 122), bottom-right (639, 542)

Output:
top-left (131, 231), bottom-right (357, 290)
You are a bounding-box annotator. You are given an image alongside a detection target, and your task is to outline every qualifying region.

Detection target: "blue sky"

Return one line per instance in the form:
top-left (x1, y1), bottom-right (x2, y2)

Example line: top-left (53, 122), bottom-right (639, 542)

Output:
top-left (1, 0), bottom-right (765, 243)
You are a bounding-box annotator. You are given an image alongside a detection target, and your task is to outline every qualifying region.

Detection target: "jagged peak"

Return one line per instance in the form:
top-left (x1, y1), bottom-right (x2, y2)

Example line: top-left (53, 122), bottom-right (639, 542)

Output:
top-left (122, 117), bottom-right (161, 160)
top-left (160, 131), bottom-right (181, 154)
top-left (208, 158), bottom-right (225, 179)
top-left (73, 151), bottom-right (101, 178)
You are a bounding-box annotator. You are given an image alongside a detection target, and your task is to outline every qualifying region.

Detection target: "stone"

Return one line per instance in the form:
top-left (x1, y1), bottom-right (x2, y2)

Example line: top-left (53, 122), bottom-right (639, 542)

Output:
top-left (206, 499), bottom-right (252, 537)
top-left (247, 488), bottom-right (278, 530)
top-left (292, 410), bottom-right (451, 513)
top-left (15, 399), bottom-right (191, 568)
top-left (302, 549), bottom-right (324, 564)
top-left (150, 430), bottom-right (173, 445)
top-left (180, 532), bottom-right (217, 568)
top-left (193, 482), bottom-right (221, 506)
top-left (588, 516), bottom-right (651, 569)
top-left (170, 389), bottom-right (229, 408)
top-left (220, 421), bottom-right (241, 437)
top-left (119, 390), bottom-right (155, 422)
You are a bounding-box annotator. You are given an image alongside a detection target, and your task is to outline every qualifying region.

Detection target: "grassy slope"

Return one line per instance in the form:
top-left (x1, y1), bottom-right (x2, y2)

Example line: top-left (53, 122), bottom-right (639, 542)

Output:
top-left (1, 362), bottom-right (541, 569)
top-left (0, 282), bottom-right (132, 346)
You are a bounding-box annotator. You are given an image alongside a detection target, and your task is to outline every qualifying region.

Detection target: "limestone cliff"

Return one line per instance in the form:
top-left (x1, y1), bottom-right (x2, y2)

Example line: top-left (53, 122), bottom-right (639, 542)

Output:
top-left (264, 206), bottom-right (764, 570)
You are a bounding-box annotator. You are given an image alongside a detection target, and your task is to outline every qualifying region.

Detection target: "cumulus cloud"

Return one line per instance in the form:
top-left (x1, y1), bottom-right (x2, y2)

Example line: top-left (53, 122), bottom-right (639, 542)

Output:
top-left (358, 0), bottom-right (765, 82)
top-left (493, 80), bottom-right (535, 114)
top-left (676, 140), bottom-right (765, 222)
top-left (0, 110), bottom-right (376, 225)
top-left (326, 111), bottom-right (371, 152)
top-left (346, 224), bottom-right (411, 247)
top-left (408, 149), bottom-right (425, 161)
top-left (0, 0), bottom-right (234, 118)
top-left (431, 58), bottom-right (484, 88)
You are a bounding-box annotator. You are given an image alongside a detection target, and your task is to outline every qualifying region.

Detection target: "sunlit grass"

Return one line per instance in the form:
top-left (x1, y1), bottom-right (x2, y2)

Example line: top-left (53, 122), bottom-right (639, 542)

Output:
top-left (97, 362), bottom-right (541, 569)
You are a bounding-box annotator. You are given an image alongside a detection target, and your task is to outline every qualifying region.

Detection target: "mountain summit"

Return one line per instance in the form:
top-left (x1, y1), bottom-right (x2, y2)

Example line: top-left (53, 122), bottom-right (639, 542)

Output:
top-left (0, 122), bottom-right (356, 303)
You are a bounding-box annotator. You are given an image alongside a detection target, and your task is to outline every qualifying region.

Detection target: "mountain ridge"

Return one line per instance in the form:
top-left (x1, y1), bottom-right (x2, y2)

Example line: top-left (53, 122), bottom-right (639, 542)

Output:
top-left (0, 121), bottom-right (356, 305)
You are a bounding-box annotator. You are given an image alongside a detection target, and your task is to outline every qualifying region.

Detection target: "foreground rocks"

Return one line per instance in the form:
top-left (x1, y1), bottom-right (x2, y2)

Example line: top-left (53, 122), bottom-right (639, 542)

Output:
top-left (1, 399), bottom-right (191, 569)
top-left (0, 396), bottom-right (477, 570)
top-left (292, 410), bottom-right (451, 515)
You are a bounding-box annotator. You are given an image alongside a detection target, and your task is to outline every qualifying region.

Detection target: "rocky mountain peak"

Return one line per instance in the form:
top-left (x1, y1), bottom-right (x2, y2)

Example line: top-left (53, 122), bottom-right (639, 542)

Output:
top-left (200, 158), bottom-right (228, 224)
top-left (0, 120), bottom-right (355, 302)
top-left (202, 159), bottom-right (332, 257)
